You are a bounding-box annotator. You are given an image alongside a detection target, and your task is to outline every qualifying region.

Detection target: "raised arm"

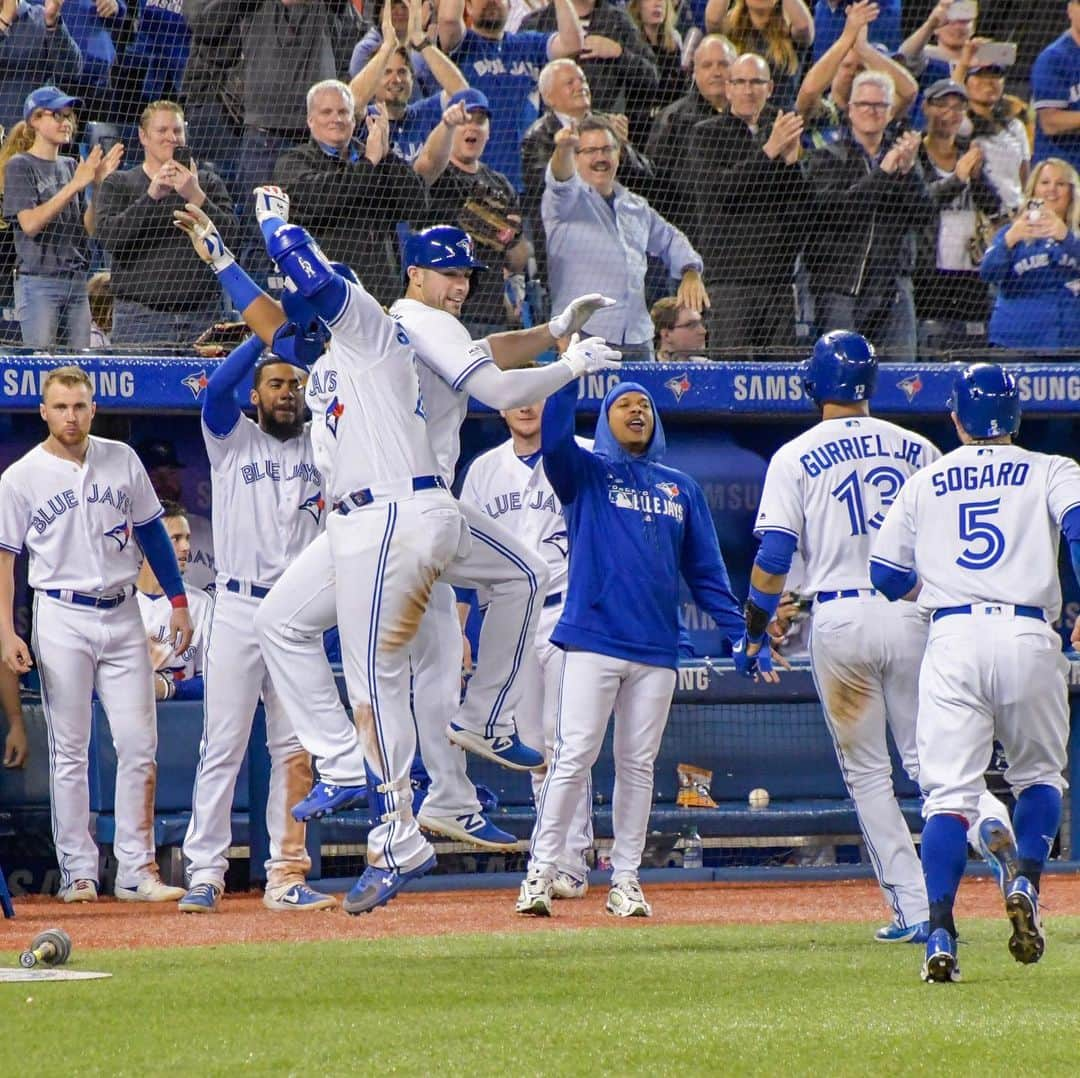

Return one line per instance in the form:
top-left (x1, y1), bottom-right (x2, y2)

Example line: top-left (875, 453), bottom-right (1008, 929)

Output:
top-left (202, 333), bottom-right (266, 436)
top-left (796, 0), bottom-right (875, 116)
top-left (437, 0), bottom-right (466, 54)
top-left (483, 293), bottom-right (615, 368)
top-left (783, 0), bottom-right (814, 47)
top-left (350, 13), bottom-right (398, 112)
top-left (549, 0), bottom-right (585, 59)
top-left (703, 0), bottom-right (730, 34)
top-left (540, 379), bottom-right (588, 504)
top-left (413, 100), bottom-right (469, 185)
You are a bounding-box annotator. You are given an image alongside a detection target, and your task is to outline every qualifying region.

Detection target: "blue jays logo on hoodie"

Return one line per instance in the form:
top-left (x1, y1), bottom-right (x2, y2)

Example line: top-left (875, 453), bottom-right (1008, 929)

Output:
top-left (656, 481), bottom-right (680, 499)
top-left (326, 396), bottom-right (344, 437)
top-left (104, 520), bottom-right (131, 550)
top-left (300, 492), bottom-right (325, 524)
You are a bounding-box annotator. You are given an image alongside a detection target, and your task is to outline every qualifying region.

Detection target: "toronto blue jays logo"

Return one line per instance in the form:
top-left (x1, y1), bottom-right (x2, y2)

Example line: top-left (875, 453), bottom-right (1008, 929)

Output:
top-left (897, 374), bottom-right (923, 403)
top-left (326, 396), bottom-right (344, 437)
top-left (656, 481), bottom-right (680, 499)
top-left (182, 370), bottom-right (209, 399)
top-left (300, 492), bottom-right (325, 524)
top-left (543, 529), bottom-right (569, 558)
top-left (665, 372), bottom-right (691, 402)
top-left (104, 520), bottom-right (131, 551)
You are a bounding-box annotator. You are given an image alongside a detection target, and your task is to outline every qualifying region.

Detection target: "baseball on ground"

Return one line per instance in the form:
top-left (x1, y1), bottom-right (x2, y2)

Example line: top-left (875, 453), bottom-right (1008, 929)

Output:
top-left (748, 788), bottom-right (770, 809)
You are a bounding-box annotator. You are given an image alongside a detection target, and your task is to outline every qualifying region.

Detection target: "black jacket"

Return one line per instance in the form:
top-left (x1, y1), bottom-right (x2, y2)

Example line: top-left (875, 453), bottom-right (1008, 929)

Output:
top-left (691, 105), bottom-right (810, 287)
top-left (804, 128), bottom-right (934, 295)
top-left (272, 139), bottom-right (427, 306)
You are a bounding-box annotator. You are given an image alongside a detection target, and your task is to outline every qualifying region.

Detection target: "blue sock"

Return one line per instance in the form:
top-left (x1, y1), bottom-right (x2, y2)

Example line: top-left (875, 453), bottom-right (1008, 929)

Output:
top-left (922, 813), bottom-right (968, 935)
top-left (1014, 783), bottom-right (1061, 888)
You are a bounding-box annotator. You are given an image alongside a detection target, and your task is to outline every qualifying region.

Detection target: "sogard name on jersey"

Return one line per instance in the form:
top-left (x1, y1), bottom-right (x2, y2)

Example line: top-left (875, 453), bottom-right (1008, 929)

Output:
top-left (801, 434), bottom-right (924, 477)
top-left (481, 489), bottom-right (560, 520)
top-left (732, 373), bottom-right (805, 402)
top-left (31, 484), bottom-right (132, 533)
top-left (608, 481), bottom-right (684, 521)
top-left (3, 367), bottom-right (136, 400)
top-left (240, 460), bottom-right (322, 485)
top-left (930, 459), bottom-right (1029, 496)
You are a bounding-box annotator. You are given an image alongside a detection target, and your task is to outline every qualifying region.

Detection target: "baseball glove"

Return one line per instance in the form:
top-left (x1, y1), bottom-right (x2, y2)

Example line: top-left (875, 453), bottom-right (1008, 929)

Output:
top-left (458, 184), bottom-right (522, 252)
top-left (192, 321), bottom-right (252, 357)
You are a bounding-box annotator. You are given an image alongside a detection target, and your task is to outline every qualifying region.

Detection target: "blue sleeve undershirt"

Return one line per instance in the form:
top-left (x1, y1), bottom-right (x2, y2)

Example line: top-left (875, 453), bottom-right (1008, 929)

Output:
top-left (133, 519), bottom-right (184, 600)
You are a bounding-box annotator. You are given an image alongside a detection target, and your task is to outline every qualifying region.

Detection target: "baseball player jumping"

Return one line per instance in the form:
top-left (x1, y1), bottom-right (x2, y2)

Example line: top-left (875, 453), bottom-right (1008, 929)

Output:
top-left (0, 366), bottom-right (192, 903)
top-left (517, 380), bottom-right (759, 918)
top-left (871, 363), bottom-right (1080, 982)
top-left (745, 332), bottom-right (1015, 944)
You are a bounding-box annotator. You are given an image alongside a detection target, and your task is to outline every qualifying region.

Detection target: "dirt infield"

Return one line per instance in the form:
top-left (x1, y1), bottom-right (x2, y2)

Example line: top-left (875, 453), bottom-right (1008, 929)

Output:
top-left (3, 874), bottom-right (1080, 952)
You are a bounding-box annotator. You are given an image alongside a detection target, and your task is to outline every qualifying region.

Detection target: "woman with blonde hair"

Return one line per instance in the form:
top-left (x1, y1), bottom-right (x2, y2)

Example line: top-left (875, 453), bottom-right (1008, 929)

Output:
top-left (627, 0), bottom-right (689, 143)
top-left (704, 0), bottom-right (813, 110)
top-left (979, 158), bottom-right (1080, 350)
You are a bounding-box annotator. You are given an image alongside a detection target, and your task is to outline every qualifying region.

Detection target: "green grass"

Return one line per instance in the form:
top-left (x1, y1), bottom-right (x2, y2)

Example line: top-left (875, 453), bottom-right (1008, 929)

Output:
top-left (5, 919), bottom-right (1080, 1076)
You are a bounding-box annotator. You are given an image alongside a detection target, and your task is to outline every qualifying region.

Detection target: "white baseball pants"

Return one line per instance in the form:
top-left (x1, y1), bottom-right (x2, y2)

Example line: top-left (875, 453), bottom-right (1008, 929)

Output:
top-left (183, 588), bottom-right (313, 890)
top-left (530, 650), bottom-right (675, 880)
top-left (32, 593), bottom-right (159, 891)
top-left (919, 611), bottom-right (1069, 822)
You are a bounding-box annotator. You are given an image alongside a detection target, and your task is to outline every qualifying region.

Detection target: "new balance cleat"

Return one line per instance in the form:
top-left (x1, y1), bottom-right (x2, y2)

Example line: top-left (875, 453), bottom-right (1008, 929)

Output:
top-left (921, 928), bottom-right (961, 983)
top-left (291, 781), bottom-right (367, 822)
top-left (551, 870), bottom-right (589, 900)
top-left (606, 878), bottom-right (652, 918)
top-left (62, 879), bottom-right (98, 903)
top-left (978, 817), bottom-right (1019, 899)
top-left (417, 810), bottom-right (517, 850)
top-left (263, 882), bottom-right (337, 911)
top-left (515, 872), bottom-right (553, 916)
top-left (446, 723), bottom-right (544, 771)
top-left (115, 877), bottom-right (186, 903)
top-left (178, 882), bottom-right (222, 913)
top-left (875, 919), bottom-right (929, 944)
top-left (1005, 876), bottom-right (1045, 964)
top-left (342, 854), bottom-right (436, 915)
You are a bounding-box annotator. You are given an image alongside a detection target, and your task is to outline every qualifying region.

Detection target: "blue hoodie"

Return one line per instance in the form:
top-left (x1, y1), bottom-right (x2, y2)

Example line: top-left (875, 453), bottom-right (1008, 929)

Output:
top-left (541, 380), bottom-right (744, 669)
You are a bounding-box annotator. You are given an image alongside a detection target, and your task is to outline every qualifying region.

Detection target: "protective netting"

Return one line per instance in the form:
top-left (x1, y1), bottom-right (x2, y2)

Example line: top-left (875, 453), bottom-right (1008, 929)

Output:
top-left (0, 0), bottom-right (1075, 359)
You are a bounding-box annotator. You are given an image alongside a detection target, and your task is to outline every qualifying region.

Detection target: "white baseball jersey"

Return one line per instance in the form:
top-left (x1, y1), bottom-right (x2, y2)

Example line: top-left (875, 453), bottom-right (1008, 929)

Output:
top-left (307, 283), bottom-right (442, 504)
top-left (755, 416), bottom-right (940, 594)
top-left (871, 443), bottom-right (1080, 622)
top-left (390, 298), bottom-right (494, 485)
top-left (137, 585), bottom-right (212, 680)
top-left (183, 513), bottom-right (216, 593)
top-left (0, 436), bottom-right (162, 592)
top-left (202, 412), bottom-right (322, 585)
top-left (459, 437), bottom-right (593, 600)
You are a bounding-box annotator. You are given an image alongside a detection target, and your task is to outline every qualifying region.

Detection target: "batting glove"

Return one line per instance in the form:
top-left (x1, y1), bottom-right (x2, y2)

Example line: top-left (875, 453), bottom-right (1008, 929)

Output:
top-left (193, 215), bottom-right (233, 271)
top-left (731, 634), bottom-right (774, 681)
top-left (561, 333), bottom-right (622, 377)
top-left (254, 185), bottom-right (290, 226)
top-left (548, 293), bottom-right (616, 339)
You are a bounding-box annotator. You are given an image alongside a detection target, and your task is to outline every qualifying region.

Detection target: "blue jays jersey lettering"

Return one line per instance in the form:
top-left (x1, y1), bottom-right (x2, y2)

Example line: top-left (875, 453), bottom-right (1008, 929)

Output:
top-left (930, 459), bottom-right (1029, 496)
top-left (799, 429), bottom-right (926, 477)
top-left (480, 488), bottom-right (560, 520)
top-left (607, 478), bottom-right (686, 522)
top-left (239, 459), bottom-right (322, 485)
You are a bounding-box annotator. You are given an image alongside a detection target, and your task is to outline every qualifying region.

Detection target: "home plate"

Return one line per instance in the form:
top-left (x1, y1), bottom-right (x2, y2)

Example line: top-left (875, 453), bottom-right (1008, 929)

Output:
top-left (0, 968), bottom-right (112, 982)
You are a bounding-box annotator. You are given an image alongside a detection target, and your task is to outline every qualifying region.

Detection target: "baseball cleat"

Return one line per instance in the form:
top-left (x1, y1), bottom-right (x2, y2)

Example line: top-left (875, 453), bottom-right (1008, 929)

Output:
top-left (875, 919), bottom-right (929, 944)
top-left (921, 928), bottom-right (961, 983)
top-left (446, 723), bottom-right (544, 772)
top-left (115, 877), bottom-right (186, 903)
top-left (342, 854), bottom-right (436, 916)
top-left (63, 879), bottom-right (98, 903)
top-left (978, 817), bottom-right (1019, 899)
top-left (291, 780), bottom-right (367, 822)
top-left (417, 810), bottom-right (517, 850)
top-left (262, 882), bottom-right (337, 912)
top-left (515, 872), bottom-right (553, 916)
top-left (551, 870), bottom-right (589, 900)
top-left (178, 882), bottom-right (222, 913)
top-left (1005, 876), bottom-right (1045, 964)
top-left (606, 878), bottom-right (652, 918)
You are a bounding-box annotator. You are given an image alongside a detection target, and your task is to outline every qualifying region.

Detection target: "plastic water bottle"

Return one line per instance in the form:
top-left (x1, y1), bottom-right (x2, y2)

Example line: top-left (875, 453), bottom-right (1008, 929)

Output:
top-left (683, 827), bottom-right (703, 870)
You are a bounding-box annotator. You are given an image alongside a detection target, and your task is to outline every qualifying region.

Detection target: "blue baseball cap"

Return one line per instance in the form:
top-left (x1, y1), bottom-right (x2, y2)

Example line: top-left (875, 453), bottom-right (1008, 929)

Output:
top-left (448, 89), bottom-right (490, 116)
top-left (24, 86), bottom-right (82, 122)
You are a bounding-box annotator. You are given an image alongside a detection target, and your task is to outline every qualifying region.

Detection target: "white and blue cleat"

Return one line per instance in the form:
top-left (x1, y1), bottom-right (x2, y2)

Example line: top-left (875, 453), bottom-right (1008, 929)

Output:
top-left (446, 723), bottom-right (544, 772)
top-left (262, 881), bottom-right (337, 911)
top-left (291, 781), bottom-right (367, 822)
top-left (178, 882), bottom-right (221, 914)
top-left (875, 919), bottom-right (929, 944)
top-left (342, 854), bottom-right (437, 916)
top-left (921, 928), bottom-right (961, 983)
top-left (977, 817), bottom-right (1019, 898)
top-left (417, 810), bottom-right (517, 850)
top-left (1005, 876), bottom-right (1045, 964)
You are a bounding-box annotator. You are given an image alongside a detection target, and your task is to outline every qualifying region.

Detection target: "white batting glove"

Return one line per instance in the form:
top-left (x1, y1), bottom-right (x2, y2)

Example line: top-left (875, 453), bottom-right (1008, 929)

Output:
top-left (561, 333), bottom-right (622, 377)
top-left (548, 293), bottom-right (616, 339)
top-left (254, 185), bottom-right (290, 226)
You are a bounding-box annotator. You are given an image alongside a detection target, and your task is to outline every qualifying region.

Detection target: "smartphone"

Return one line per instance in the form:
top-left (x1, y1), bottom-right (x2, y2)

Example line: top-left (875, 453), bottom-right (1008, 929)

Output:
top-left (972, 41), bottom-right (1017, 69)
top-left (946, 0), bottom-right (978, 21)
top-left (172, 145), bottom-right (192, 167)
top-left (97, 135), bottom-right (121, 154)
top-left (1027, 198), bottom-right (1045, 221)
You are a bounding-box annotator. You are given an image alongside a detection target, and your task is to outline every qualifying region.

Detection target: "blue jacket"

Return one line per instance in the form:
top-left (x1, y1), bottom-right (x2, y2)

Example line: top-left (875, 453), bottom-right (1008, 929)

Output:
top-left (981, 225), bottom-right (1080, 349)
top-left (542, 380), bottom-right (744, 669)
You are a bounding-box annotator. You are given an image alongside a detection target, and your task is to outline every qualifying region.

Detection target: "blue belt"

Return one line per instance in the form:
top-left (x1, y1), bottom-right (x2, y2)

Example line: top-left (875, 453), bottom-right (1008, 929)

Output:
top-left (225, 578), bottom-right (272, 600)
top-left (333, 475), bottom-right (446, 516)
top-left (45, 587), bottom-right (130, 609)
top-left (932, 603), bottom-right (1044, 623)
top-left (816, 588), bottom-right (878, 604)
top-left (543, 590), bottom-right (563, 609)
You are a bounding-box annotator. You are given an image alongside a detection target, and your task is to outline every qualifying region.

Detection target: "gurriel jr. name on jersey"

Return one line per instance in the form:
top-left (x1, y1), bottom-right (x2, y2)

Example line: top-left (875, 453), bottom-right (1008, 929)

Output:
top-left (800, 433), bottom-right (925, 477)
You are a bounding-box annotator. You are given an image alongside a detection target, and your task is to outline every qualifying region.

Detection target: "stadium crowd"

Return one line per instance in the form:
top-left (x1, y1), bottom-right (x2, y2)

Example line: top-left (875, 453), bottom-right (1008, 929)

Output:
top-left (0, 0), bottom-right (1077, 359)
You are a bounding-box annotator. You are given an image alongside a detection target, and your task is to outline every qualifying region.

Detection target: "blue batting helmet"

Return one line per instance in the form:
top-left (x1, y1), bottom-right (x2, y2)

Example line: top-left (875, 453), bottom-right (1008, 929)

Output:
top-left (404, 225), bottom-right (488, 273)
top-left (951, 362), bottom-right (1020, 439)
top-left (276, 260), bottom-right (359, 362)
top-left (801, 331), bottom-right (877, 406)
